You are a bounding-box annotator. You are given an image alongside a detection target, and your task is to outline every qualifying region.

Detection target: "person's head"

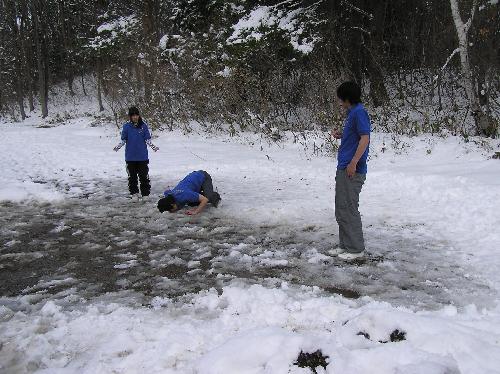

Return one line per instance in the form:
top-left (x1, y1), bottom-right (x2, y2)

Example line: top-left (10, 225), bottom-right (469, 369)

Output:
top-left (157, 195), bottom-right (178, 213)
top-left (336, 81), bottom-right (362, 110)
top-left (128, 106), bottom-right (140, 124)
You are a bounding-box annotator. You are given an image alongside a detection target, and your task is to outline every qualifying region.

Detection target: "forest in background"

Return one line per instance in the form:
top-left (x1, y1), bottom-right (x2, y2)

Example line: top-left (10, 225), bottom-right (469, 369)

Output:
top-left (0, 0), bottom-right (499, 137)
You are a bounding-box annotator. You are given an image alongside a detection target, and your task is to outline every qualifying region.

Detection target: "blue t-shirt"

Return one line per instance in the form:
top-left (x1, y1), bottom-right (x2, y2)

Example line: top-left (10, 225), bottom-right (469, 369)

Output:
top-left (337, 104), bottom-right (371, 174)
top-left (121, 121), bottom-right (151, 162)
top-left (164, 171), bottom-right (206, 208)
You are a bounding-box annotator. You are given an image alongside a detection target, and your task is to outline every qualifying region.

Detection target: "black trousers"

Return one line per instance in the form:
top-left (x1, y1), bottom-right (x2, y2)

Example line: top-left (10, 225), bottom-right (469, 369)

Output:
top-left (200, 171), bottom-right (220, 205)
top-left (126, 161), bottom-right (151, 196)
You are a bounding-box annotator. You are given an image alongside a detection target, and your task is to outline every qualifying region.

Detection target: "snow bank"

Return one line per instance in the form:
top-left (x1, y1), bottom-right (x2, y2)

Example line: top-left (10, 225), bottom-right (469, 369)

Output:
top-left (0, 180), bottom-right (62, 202)
top-left (1, 284), bottom-right (500, 373)
top-left (0, 118), bottom-right (122, 202)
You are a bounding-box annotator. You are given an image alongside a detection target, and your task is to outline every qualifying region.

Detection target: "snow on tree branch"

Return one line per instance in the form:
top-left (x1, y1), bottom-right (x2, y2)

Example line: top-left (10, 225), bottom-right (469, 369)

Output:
top-left (464, 0), bottom-right (478, 33)
top-left (441, 48), bottom-right (460, 72)
top-left (227, 3), bottom-right (319, 54)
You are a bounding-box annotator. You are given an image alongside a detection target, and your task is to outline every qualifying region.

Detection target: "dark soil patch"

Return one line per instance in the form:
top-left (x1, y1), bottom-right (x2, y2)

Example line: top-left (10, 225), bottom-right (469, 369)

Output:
top-left (390, 329), bottom-right (406, 342)
top-left (294, 350), bottom-right (329, 373)
top-left (357, 331), bottom-right (370, 340)
top-left (323, 286), bottom-right (360, 299)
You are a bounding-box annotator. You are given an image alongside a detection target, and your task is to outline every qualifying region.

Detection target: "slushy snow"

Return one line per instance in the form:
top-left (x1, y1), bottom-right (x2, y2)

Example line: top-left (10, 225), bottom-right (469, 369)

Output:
top-left (1, 113), bottom-right (500, 373)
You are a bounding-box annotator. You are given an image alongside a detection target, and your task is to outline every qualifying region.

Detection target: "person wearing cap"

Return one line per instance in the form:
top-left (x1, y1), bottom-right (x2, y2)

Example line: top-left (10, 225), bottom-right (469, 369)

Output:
top-left (157, 170), bottom-right (221, 216)
top-left (113, 107), bottom-right (159, 198)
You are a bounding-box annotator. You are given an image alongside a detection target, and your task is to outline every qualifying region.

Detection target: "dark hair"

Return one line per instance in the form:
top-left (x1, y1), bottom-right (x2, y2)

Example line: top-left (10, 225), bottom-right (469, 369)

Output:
top-left (157, 195), bottom-right (176, 213)
top-left (336, 81), bottom-right (362, 105)
top-left (128, 106), bottom-right (140, 116)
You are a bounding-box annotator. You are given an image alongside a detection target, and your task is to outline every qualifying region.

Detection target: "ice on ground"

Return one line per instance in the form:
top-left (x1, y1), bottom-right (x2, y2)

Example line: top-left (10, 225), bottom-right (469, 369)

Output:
top-left (3, 191), bottom-right (491, 309)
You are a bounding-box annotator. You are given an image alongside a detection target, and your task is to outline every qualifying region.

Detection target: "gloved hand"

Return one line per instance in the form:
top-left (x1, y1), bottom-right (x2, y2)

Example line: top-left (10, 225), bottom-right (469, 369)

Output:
top-left (146, 139), bottom-right (159, 152)
top-left (113, 141), bottom-right (125, 152)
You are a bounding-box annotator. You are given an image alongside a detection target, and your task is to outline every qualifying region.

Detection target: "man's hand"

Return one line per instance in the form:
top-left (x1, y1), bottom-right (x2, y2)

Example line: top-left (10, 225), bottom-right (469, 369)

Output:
top-left (331, 129), bottom-right (343, 139)
top-left (186, 195), bottom-right (209, 216)
top-left (346, 160), bottom-right (357, 178)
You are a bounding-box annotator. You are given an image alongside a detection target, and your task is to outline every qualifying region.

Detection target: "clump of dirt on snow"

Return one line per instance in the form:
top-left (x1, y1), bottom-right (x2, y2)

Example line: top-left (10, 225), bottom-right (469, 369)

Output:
top-left (294, 350), bottom-right (329, 373)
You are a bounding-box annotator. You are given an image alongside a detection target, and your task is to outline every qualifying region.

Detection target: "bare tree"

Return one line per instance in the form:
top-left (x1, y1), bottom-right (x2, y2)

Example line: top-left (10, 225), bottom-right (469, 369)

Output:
top-left (96, 57), bottom-right (105, 112)
top-left (449, 0), bottom-right (491, 135)
top-left (33, 0), bottom-right (49, 118)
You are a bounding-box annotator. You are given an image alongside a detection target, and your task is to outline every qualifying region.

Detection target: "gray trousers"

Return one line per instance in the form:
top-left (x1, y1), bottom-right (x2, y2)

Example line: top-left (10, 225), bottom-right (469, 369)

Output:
top-left (335, 169), bottom-right (366, 253)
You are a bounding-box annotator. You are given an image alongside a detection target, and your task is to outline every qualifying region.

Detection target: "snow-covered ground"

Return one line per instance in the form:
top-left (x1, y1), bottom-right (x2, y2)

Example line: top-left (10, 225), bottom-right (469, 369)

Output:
top-left (1, 114), bottom-right (500, 373)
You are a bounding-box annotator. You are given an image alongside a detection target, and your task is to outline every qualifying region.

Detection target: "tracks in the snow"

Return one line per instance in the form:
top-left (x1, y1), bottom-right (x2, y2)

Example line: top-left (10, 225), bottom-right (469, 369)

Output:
top-left (0, 179), bottom-right (495, 311)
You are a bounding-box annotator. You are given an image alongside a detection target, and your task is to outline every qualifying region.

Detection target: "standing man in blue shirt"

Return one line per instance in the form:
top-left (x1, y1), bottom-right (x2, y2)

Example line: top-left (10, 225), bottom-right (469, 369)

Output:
top-left (331, 82), bottom-right (371, 260)
top-left (113, 107), bottom-right (159, 199)
top-left (157, 170), bottom-right (221, 216)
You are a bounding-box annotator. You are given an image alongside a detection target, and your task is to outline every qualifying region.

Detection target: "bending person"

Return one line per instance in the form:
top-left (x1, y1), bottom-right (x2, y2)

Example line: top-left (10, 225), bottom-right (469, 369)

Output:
top-left (157, 170), bottom-right (221, 216)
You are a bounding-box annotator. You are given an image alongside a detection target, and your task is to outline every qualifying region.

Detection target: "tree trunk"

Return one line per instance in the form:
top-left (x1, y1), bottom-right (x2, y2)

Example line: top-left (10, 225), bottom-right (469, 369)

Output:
top-left (345, 0), bottom-right (364, 85)
top-left (17, 98), bottom-right (27, 120)
top-left (364, 0), bottom-right (389, 107)
top-left (81, 72), bottom-right (87, 96)
top-left (22, 5), bottom-right (35, 112)
top-left (33, 2), bottom-right (48, 118)
top-left (58, 1), bottom-right (75, 96)
top-left (14, 48), bottom-right (26, 121)
top-left (449, 0), bottom-right (490, 135)
top-left (96, 58), bottom-right (104, 111)
top-left (12, 4), bottom-right (27, 119)
top-left (19, 0), bottom-right (34, 112)
top-left (364, 50), bottom-right (388, 107)
top-left (141, 0), bottom-right (160, 103)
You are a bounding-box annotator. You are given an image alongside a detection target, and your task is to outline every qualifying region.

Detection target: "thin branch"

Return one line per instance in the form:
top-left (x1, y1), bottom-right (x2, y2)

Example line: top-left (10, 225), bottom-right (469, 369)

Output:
top-left (351, 26), bottom-right (371, 35)
top-left (465, 0), bottom-right (478, 33)
top-left (439, 48), bottom-right (460, 75)
top-left (341, 0), bottom-right (373, 20)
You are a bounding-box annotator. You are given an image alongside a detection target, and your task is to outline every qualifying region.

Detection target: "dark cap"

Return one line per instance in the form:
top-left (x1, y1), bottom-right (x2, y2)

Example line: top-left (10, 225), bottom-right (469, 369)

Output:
top-left (158, 195), bottom-right (175, 213)
top-left (128, 106), bottom-right (140, 116)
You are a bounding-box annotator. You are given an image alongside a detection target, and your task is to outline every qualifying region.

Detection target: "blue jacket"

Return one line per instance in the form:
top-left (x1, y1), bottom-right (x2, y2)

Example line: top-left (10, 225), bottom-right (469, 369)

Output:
top-left (121, 120), bottom-right (151, 161)
top-left (337, 104), bottom-right (371, 174)
top-left (163, 171), bottom-right (206, 208)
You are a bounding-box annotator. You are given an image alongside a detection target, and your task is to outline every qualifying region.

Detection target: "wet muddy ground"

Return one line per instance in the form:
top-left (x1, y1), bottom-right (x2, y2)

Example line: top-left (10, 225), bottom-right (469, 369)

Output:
top-left (0, 178), bottom-right (494, 312)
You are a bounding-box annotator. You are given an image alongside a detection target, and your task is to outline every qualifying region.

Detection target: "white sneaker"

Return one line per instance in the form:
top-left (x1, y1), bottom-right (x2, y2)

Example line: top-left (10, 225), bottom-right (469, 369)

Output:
top-left (328, 247), bottom-right (346, 256)
top-left (129, 193), bottom-right (140, 202)
top-left (338, 252), bottom-right (364, 260)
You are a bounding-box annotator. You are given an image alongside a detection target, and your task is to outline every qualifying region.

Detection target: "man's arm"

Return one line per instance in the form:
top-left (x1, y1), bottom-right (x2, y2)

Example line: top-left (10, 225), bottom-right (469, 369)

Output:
top-left (114, 125), bottom-right (127, 151)
top-left (346, 135), bottom-right (369, 177)
top-left (186, 195), bottom-right (209, 216)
